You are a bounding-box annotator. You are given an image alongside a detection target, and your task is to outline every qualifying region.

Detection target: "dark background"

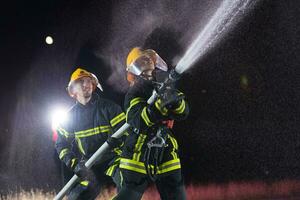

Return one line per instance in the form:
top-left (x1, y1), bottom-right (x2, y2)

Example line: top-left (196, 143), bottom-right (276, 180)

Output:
top-left (0, 0), bottom-right (300, 193)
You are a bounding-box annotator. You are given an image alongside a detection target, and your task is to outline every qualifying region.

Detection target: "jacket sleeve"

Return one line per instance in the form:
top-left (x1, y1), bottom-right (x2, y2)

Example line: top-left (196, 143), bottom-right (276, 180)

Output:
top-left (167, 90), bottom-right (189, 121)
top-left (124, 84), bottom-right (167, 132)
top-left (103, 100), bottom-right (126, 133)
top-left (125, 86), bottom-right (189, 131)
top-left (55, 123), bottom-right (78, 170)
top-left (102, 100), bottom-right (127, 155)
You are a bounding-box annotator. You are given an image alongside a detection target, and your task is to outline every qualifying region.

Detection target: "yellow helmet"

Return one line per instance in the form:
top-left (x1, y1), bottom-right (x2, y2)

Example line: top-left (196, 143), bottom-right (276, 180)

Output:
top-left (126, 47), bottom-right (168, 84)
top-left (126, 47), bottom-right (143, 68)
top-left (67, 68), bottom-right (103, 97)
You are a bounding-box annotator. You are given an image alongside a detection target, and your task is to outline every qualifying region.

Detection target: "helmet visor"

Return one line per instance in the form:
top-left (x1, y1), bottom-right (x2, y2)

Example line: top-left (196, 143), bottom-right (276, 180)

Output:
top-left (127, 50), bottom-right (168, 77)
top-left (127, 55), bottom-right (155, 76)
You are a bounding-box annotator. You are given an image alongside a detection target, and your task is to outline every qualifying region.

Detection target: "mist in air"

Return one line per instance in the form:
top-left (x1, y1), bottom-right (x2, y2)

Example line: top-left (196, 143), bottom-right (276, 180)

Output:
top-left (1, 0), bottom-right (263, 192)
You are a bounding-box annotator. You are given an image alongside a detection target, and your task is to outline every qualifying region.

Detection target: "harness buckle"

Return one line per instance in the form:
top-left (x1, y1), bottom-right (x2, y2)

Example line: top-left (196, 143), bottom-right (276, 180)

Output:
top-left (147, 129), bottom-right (168, 148)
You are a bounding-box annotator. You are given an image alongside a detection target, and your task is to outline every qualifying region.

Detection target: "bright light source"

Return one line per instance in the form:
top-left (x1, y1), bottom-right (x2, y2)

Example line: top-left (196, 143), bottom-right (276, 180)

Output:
top-left (45, 36), bottom-right (54, 45)
top-left (51, 108), bottom-right (68, 129)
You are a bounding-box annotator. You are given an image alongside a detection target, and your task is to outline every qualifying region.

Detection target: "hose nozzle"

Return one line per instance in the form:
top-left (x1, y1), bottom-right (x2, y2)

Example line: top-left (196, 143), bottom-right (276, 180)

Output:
top-left (168, 68), bottom-right (181, 81)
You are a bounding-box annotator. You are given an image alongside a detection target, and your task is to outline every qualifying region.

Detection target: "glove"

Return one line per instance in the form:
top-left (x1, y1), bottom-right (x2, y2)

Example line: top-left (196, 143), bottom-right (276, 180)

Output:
top-left (107, 136), bottom-right (123, 149)
top-left (167, 97), bottom-right (184, 111)
top-left (159, 88), bottom-right (185, 110)
top-left (73, 160), bottom-right (95, 181)
top-left (73, 161), bottom-right (99, 193)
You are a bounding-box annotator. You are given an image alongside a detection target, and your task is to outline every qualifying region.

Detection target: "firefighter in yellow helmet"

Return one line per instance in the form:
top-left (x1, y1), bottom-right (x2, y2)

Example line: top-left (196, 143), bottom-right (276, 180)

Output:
top-left (113, 48), bottom-right (189, 200)
top-left (55, 68), bottom-right (126, 200)
top-left (67, 68), bottom-right (103, 98)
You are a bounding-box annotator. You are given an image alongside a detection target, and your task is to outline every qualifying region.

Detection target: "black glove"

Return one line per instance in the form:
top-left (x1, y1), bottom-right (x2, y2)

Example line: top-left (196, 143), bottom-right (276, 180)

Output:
top-left (73, 160), bottom-right (95, 181)
top-left (159, 88), bottom-right (185, 110)
top-left (73, 161), bottom-right (99, 193)
top-left (107, 136), bottom-right (123, 149)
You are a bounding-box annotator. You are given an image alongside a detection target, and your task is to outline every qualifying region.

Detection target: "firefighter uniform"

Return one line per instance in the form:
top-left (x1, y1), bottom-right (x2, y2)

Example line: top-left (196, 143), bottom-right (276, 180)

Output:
top-left (114, 80), bottom-right (189, 200)
top-left (55, 93), bottom-right (126, 199)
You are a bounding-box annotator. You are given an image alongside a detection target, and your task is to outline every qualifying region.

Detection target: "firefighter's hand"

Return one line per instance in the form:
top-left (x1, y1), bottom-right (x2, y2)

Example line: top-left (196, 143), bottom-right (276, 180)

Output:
top-left (73, 161), bottom-right (94, 181)
top-left (167, 95), bottom-right (185, 111)
top-left (74, 161), bottom-right (99, 191)
top-left (107, 136), bottom-right (122, 149)
top-left (159, 88), bottom-right (185, 110)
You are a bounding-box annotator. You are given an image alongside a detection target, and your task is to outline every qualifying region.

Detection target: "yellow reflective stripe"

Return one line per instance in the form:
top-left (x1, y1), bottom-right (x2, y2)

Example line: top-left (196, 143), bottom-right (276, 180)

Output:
top-left (168, 136), bottom-right (177, 159)
top-left (76, 137), bottom-right (85, 155)
top-left (106, 157), bottom-right (121, 176)
top-left (120, 158), bottom-right (181, 174)
top-left (155, 99), bottom-right (168, 115)
top-left (78, 129), bottom-right (111, 138)
top-left (171, 150), bottom-right (177, 159)
top-left (158, 163), bottom-right (181, 174)
top-left (174, 137), bottom-right (178, 149)
top-left (141, 107), bottom-right (154, 127)
top-left (130, 97), bottom-right (144, 106)
top-left (76, 128), bottom-right (111, 138)
top-left (157, 158), bottom-right (181, 174)
top-left (106, 166), bottom-right (113, 176)
top-left (126, 97), bottom-right (145, 120)
top-left (106, 163), bottom-right (117, 176)
top-left (57, 127), bottom-right (70, 138)
top-left (75, 125), bottom-right (110, 134)
top-left (133, 135), bottom-right (143, 160)
top-left (115, 157), bottom-right (121, 163)
top-left (71, 158), bottom-right (77, 168)
top-left (132, 134), bottom-right (147, 161)
top-left (75, 125), bottom-right (111, 138)
top-left (59, 148), bottom-right (69, 159)
top-left (110, 113), bottom-right (126, 127)
top-left (136, 134), bottom-right (147, 161)
top-left (169, 135), bottom-right (178, 149)
top-left (113, 148), bottom-right (122, 155)
top-left (80, 180), bottom-right (89, 187)
top-left (173, 100), bottom-right (186, 114)
top-left (120, 158), bottom-right (147, 174)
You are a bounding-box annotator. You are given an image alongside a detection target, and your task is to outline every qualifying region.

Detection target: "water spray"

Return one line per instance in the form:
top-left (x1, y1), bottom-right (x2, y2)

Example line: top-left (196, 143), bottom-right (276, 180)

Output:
top-left (54, 0), bottom-right (259, 199)
top-left (176, 0), bottom-right (258, 74)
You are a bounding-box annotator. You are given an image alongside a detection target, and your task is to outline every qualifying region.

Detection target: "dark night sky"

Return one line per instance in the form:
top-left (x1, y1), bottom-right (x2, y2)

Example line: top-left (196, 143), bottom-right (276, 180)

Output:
top-left (1, 0), bottom-right (300, 192)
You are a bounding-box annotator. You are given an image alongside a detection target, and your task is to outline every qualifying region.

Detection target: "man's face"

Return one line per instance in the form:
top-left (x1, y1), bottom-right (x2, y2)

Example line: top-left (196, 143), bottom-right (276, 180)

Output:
top-left (72, 76), bottom-right (94, 99)
top-left (134, 55), bottom-right (155, 80)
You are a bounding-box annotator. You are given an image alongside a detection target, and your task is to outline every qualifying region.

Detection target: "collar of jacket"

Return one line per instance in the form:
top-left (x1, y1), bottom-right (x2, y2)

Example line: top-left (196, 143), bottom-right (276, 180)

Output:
top-left (76, 92), bottom-right (99, 108)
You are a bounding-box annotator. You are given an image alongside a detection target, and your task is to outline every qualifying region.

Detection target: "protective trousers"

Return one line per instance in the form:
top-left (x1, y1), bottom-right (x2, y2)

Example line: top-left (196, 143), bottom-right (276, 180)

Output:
top-left (112, 169), bottom-right (186, 200)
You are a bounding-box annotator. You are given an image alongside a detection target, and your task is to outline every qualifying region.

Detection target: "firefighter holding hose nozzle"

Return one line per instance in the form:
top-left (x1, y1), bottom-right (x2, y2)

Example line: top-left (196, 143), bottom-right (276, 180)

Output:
top-left (113, 47), bottom-right (189, 200)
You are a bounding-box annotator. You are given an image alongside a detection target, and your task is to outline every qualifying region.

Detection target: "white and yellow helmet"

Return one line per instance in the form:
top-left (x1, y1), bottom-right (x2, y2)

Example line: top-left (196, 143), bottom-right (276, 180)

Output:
top-left (126, 47), bottom-right (168, 83)
top-left (67, 68), bottom-right (103, 97)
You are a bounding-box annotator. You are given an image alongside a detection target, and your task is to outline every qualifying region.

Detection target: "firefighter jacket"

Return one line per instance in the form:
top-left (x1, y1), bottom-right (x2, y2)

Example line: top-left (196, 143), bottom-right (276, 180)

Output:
top-left (120, 80), bottom-right (189, 175)
top-left (55, 93), bottom-right (126, 176)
